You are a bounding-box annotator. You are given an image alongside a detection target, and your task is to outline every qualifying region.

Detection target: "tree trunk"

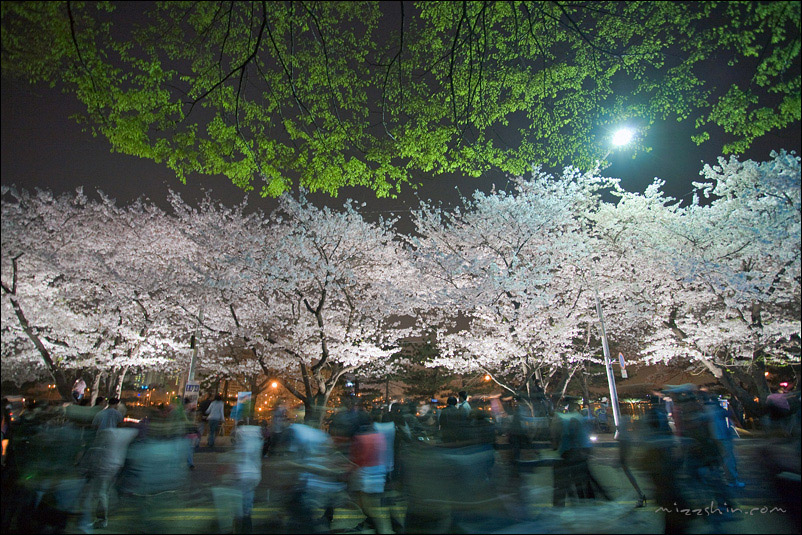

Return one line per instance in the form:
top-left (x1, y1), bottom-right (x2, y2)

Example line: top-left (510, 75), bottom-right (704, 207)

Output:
top-left (89, 372), bottom-right (103, 407)
top-left (248, 375), bottom-right (262, 423)
top-left (6, 295), bottom-right (72, 400)
top-left (579, 367), bottom-right (591, 409)
top-left (114, 367), bottom-right (129, 399)
top-left (699, 359), bottom-right (762, 419)
top-left (105, 372), bottom-right (114, 398)
top-left (748, 359), bottom-right (771, 401)
top-left (304, 391), bottom-right (331, 426)
top-left (556, 366), bottom-right (578, 406)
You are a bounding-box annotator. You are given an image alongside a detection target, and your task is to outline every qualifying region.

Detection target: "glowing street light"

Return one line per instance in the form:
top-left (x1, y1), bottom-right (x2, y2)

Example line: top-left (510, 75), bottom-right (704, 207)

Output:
top-left (611, 127), bottom-right (635, 147)
top-left (271, 381), bottom-right (279, 389)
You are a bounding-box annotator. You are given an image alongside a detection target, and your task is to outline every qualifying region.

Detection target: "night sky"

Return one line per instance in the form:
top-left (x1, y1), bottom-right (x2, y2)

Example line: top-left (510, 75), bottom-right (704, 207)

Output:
top-left (2, 16), bottom-right (800, 231)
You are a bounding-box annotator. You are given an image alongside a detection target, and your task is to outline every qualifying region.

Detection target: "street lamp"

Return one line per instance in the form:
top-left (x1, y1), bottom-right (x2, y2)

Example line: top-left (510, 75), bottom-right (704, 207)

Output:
top-left (611, 127), bottom-right (635, 147)
top-left (594, 125), bottom-right (637, 439)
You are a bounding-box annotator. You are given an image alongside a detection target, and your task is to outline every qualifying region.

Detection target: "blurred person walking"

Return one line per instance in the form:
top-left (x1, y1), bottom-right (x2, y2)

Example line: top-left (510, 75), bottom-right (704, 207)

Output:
top-left (228, 423), bottom-right (264, 533)
top-left (704, 393), bottom-right (744, 487)
top-left (438, 396), bottom-right (467, 444)
top-left (551, 404), bottom-right (609, 506)
top-left (196, 392), bottom-right (213, 443)
top-left (457, 391), bottom-right (471, 414)
top-left (72, 377), bottom-right (87, 403)
top-left (277, 422), bottom-right (350, 533)
top-left (639, 393), bottom-right (690, 534)
top-left (205, 394), bottom-right (225, 448)
top-left (617, 414), bottom-right (647, 507)
top-left (348, 418), bottom-right (391, 534)
top-left (91, 398), bottom-right (123, 431)
top-left (78, 425), bottom-right (138, 531)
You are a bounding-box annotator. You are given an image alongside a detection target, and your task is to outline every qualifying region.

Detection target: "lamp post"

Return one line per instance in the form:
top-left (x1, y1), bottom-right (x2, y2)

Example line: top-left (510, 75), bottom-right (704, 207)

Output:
top-left (595, 288), bottom-right (622, 438)
top-left (594, 126), bottom-right (635, 439)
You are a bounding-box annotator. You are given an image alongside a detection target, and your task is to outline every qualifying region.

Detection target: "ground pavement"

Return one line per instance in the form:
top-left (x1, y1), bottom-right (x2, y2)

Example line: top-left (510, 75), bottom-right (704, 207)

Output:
top-left (60, 434), bottom-right (798, 534)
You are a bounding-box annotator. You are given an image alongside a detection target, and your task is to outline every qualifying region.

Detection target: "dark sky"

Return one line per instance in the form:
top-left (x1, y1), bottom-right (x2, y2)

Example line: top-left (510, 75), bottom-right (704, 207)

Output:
top-left (2, 30), bottom-right (800, 232)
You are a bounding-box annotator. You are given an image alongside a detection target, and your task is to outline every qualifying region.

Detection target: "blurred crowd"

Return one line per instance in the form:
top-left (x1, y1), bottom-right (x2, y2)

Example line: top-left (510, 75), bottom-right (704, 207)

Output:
top-left (0, 384), bottom-right (799, 534)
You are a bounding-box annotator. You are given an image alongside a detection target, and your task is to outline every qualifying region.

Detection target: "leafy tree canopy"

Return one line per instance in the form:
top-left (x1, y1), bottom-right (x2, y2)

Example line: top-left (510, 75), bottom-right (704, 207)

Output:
top-left (2, 1), bottom-right (800, 197)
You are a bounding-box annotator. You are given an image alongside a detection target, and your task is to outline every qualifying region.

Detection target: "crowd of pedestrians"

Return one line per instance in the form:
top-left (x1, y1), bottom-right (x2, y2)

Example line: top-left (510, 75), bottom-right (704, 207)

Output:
top-left (0, 383), bottom-right (799, 534)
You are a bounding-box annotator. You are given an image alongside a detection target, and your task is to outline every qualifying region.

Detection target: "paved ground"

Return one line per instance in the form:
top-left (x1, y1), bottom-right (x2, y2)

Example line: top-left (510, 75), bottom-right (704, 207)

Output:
top-left (58, 434), bottom-right (799, 534)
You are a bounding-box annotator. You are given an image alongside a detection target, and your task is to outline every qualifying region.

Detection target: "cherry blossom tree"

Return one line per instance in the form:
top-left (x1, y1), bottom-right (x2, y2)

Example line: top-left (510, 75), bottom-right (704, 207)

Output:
top-left (249, 194), bottom-right (419, 422)
top-left (614, 151), bottom-right (801, 416)
top-left (164, 191), bottom-right (421, 422)
top-left (164, 192), bottom-right (282, 413)
top-left (1, 186), bottom-right (198, 400)
top-left (409, 166), bottom-right (637, 410)
top-left (3, 151), bottom-right (797, 418)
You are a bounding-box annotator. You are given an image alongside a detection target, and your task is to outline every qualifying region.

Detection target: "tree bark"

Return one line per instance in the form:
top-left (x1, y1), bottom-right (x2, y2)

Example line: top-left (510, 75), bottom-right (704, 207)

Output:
top-left (89, 372), bottom-right (103, 406)
top-left (114, 366), bottom-right (129, 399)
top-left (579, 368), bottom-right (591, 409)
top-left (747, 359), bottom-right (771, 401)
top-left (5, 296), bottom-right (72, 400)
top-left (698, 359), bottom-right (762, 419)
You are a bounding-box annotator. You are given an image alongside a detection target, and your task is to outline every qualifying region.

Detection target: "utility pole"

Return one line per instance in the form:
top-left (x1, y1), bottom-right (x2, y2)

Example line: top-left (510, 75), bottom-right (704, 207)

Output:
top-left (595, 289), bottom-right (622, 438)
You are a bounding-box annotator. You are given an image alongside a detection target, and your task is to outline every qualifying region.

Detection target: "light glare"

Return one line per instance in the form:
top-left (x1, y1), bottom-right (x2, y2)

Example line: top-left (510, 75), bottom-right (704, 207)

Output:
top-left (612, 128), bottom-right (634, 146)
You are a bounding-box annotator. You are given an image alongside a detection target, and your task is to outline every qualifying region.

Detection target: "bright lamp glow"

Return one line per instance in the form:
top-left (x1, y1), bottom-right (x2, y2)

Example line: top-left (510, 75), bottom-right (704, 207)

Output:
top-left (611, 128), bottom-right (635, 146)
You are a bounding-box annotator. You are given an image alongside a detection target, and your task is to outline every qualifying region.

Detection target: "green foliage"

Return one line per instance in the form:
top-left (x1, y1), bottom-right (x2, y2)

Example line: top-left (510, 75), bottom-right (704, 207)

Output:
top-left (2, 1), bottom-right (800, 197)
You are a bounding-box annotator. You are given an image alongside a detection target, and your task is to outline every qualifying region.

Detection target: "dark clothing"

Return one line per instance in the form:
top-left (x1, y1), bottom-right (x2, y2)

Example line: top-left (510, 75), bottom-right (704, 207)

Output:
top-left (551, 413), bottom-right (608, 506)
top-left (438, 406), bottom-right (467, 444)
top-left (198, 398), bottom-right (213, 418)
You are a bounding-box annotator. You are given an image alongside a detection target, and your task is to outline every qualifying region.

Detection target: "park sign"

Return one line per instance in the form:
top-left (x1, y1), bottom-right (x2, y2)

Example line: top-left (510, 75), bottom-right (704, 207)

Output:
top-left (184, 381), bottom-right (200, 410)
top-left (232, 392), bottom-right (253, 423)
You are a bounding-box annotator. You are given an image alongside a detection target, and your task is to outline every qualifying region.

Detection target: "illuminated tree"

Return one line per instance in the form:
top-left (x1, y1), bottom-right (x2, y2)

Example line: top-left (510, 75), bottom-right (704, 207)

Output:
top-left (1, 187), bottom-right (198, 399)
top-left (408, 166), bottom-right (634, 406)
top-left (2, 1), bottom-right (798, 197)
top-left (592, 150), bottom-right (801, 416)
top-left (248, 194), bottom-right (419, 422)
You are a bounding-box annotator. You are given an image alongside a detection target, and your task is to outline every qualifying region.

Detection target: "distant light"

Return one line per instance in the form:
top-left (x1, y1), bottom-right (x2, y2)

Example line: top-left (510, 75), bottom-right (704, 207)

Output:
top-left (589, 435), bottom-right (598, 442)
top-left (271, 381), bottom-right (278, 389)
top-left (780, 382), bottom-right (789, 388)
top-left (484, 374), bottom-right (491, 382)
top-left (611, 128), bottom-right (635, 147)
top-left (765, 371), bottom-right (770, 377)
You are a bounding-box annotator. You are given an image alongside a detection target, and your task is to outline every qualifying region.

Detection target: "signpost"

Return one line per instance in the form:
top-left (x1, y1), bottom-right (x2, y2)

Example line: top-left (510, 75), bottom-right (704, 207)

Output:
top-left (618, 353), bottom-right (628, 379)
top-left (233, 391), bottom-right (253, 423)
top-left (184, 380), bottom-right (200, 410)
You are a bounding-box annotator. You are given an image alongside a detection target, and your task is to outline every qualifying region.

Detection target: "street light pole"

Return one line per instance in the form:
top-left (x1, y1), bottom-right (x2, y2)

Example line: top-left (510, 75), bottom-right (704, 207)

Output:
top-left (591, 126), bottom-right (635, 439)
top-left (595, 288), bottom-right (622, 438)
